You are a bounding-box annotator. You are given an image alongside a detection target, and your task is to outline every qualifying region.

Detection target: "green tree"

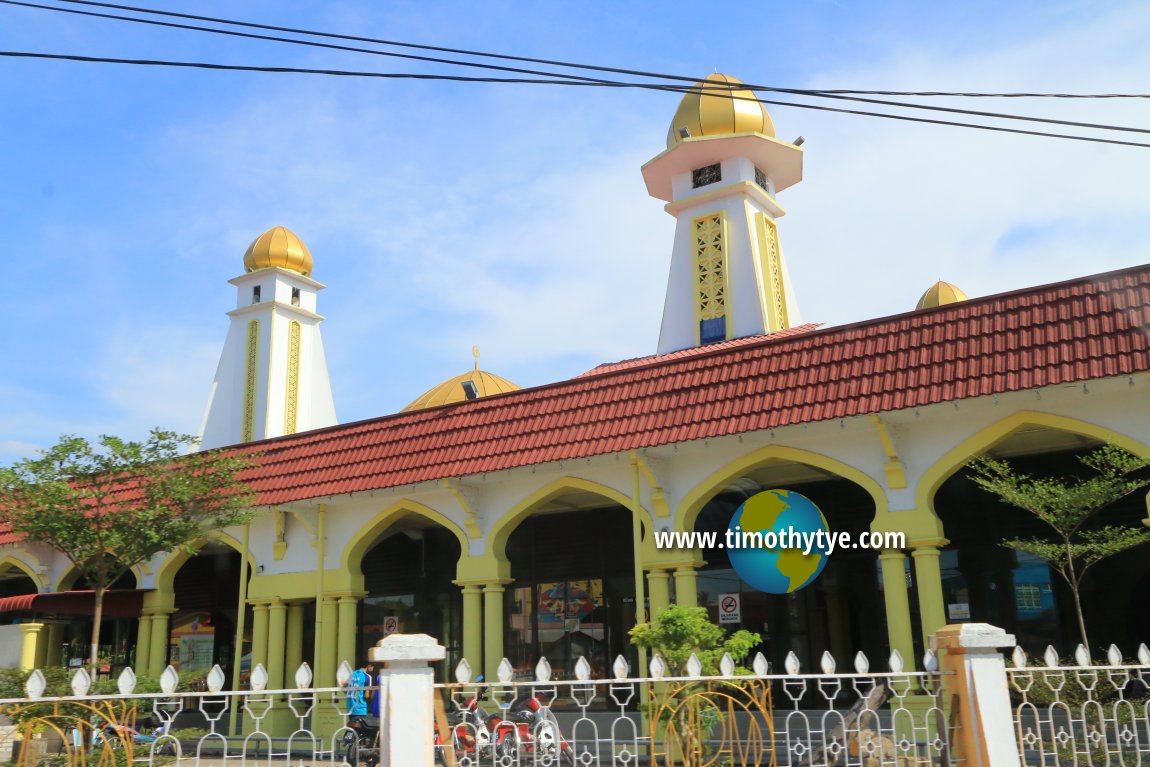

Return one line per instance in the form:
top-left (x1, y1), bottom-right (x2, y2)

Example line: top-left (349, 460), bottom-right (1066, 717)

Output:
top-left (630, 605), bottom-right (762, 762)
top-left (629, 604), bottom-right (761, 676)
top-left (966, 444), bottom-right (1150, 652)
top-left (0, 430), bottom-right (257, 675)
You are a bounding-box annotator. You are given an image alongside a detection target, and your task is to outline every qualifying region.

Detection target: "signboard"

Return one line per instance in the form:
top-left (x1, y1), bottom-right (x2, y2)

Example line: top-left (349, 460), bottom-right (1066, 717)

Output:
top-left (718, 593), bottom-right (742, 624)
top-left (947, 602), bottom-right (971, 621)
top-left (382, 616), bottom-right (399, 636)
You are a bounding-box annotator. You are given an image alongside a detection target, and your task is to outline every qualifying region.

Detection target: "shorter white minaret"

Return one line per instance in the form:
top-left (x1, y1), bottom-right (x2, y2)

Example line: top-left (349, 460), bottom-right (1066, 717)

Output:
top-left (198, 226), bottom-right (337, 450)
top-left (643, 74), bottom-right (804, 354)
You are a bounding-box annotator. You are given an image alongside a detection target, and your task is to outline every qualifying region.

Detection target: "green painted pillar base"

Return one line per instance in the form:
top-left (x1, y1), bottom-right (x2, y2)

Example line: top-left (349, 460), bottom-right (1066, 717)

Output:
top-left (879, 551), bottom-right (916, 673)
top-left (147, 611), bottom-right (174, 678)
top-left (647, 569), bottom-right (671, 618)
top-left (673, 566), bottom-right (698, 608)
top-left (460, 584), bottom-right (483, 680)
top-left (313, 707), bottom-right (346, 741)
top-left (135, 615), bottom-right (153, 673)
top-left (483, 582), bottom-right (507, 684)
top-left (911, 540), bottom-right (949, 645)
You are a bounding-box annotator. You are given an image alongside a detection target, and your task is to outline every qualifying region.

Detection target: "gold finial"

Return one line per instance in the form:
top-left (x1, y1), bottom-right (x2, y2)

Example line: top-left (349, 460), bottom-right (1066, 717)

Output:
top-left (472, 345), bottom-right (480, 371)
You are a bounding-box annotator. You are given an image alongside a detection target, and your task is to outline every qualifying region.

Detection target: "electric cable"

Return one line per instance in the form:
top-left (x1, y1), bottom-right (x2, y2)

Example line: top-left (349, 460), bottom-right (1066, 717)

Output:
top-left (47, 0), bottom-right (1150, 100)
top-left (5, 50), bottom-right (1150, 149)
top-left (4, 0), bottom-right (1150, 138)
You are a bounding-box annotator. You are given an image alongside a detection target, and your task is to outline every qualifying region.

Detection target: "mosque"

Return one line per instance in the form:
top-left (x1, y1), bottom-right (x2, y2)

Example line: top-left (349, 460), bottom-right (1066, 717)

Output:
top-left (2, 75), bottom-right (1150, 712)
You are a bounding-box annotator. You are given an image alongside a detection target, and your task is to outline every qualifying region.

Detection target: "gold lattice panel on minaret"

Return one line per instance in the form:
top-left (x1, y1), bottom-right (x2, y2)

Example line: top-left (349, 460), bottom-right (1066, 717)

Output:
top-left (242, 319), bottom-right (259, 442)
top-left (284, 320), bottom-right (301, 435)
top-left (756, 212), bottom-right (791, 330)
top-left (694, 213), bottom-right (727, 323)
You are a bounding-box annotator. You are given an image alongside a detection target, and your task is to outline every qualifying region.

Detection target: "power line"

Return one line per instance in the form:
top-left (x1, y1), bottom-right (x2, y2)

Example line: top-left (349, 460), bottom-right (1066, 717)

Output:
top-left (48, 0), bottom-right (1150, 100)
top-left (6, 50), bottom-right (1150, 150)
top-left (5, 0), bottom-right (1150, 140)
top-left (8, 0), bottom-right (1150, 142)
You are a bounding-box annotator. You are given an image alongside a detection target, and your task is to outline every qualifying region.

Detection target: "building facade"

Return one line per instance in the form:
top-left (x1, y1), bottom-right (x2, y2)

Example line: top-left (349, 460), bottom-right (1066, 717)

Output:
top-left (2, 76), bottom-right (1149, 716)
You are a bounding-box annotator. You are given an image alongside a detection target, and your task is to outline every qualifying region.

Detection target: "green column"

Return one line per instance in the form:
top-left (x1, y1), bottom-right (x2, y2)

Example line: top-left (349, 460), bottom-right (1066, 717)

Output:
top-left (912, 540), bottom-right (949, 644)
top-left (318, 597), bottom-right (338, 686)
top-left (135, 615), bottom-right (152, 673)
top-left (647, 569), bottom-right (671, 618)
top-left (250, 602), bottom-right (271, 677)
top-left (483, 582), bottom-right (506, 683)
top-left (45, 622), bottom-right (65, 667)
top-left (266, 600), bottom-right (288, 690)
top-left (336, 595), bottom-right (359, 670)
top-left (673, 566), bottom-right (698, 608)
top-left (148, 611), bottom-right (173, 678)
top-left (19, 623), bottom-right (43, 671)
top-left (285, 603), bottom-right (305, 683)
top-left (461, 585), bottom-right (484, 679)
top-left (879, 550), bottom-right (916, 672)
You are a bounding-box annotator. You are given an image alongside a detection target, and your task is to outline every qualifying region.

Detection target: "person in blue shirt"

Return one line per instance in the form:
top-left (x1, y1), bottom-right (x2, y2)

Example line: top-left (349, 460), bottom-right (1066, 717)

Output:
top-left (345, 661), bottom-right (375, 719)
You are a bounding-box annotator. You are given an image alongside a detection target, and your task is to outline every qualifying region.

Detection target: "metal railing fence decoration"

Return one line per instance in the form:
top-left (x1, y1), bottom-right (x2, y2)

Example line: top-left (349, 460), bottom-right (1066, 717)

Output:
top-left (1008, 641), bottom-right (1150, 766)
top-left (11, 623), bottom-right (1143, 767)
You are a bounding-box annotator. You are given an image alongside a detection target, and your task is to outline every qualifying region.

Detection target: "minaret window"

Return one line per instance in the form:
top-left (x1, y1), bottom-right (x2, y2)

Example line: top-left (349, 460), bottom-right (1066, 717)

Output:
top-left (692, 163), bottom-right (722, 188)
top-left (251, 286), bottom-right (261, 304)
top-left (754, 167), bottom-right (772, 195)
top-left (291, 287), bottom-right (301, 306)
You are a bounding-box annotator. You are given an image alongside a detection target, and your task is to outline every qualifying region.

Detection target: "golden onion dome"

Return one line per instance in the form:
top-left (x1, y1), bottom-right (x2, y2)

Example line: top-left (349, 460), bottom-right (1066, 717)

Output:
top-left (667, 73), bottom-right (776, 149)
top-left (243, 226), bottom-right (313, 276)
top-left (403, 348), bottom-right (520, 412)
top-left (916, 280), bottom-right (969, 310)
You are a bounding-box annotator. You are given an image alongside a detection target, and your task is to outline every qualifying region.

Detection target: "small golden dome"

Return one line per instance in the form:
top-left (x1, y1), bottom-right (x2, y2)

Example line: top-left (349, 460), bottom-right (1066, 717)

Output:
top-left (667, 73), bottom-right (775, 149)
top-left (916, 281), bottom-right (969, 310)
top-left (403, 348), bottom-right (520, 411)
top-left (243, 226), bottom-right (313, 276)
top-left (403, 370), bottom-right (520, 412)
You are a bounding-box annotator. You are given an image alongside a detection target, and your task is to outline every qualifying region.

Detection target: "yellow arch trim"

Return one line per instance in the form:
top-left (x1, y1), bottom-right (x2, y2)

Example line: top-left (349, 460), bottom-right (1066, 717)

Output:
top-left (0, 555), bottom-right (43, 589)
top-left (915, 410), bottom-right (1150, 511)
top-left (54, 561), bottom-right (146, 593)
top-left (674, 445), bottom-right (889, 533)
top-left (153, 531), bottom-right (255, 598)
top-left (487, 477), bottom-right (648, 562)
top-left (341, 499), bottom-right (470, 577)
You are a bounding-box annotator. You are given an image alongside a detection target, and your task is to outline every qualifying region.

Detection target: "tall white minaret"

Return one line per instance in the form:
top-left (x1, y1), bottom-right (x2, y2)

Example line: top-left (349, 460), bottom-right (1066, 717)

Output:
top-left (642, 73), bottom-right (804, 354)
top-left (198, 226), bottom-right (337, 450)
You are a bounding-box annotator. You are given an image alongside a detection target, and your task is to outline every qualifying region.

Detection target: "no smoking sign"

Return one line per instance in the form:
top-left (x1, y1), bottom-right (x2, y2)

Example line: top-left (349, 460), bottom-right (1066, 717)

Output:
top-left (718, 592), bottom-right (741, 624)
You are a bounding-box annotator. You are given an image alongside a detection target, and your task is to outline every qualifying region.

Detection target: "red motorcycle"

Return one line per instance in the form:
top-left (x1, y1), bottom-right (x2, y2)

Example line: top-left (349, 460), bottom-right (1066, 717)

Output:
top-left (435, 690), bottom-right (574, 765)
top-left (490, 693), bottom-right (575, 766)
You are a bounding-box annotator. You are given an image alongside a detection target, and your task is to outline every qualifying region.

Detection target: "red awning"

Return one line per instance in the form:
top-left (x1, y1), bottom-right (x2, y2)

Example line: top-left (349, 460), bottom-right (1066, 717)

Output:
top-left (0, 590), bottom-right (149, 618)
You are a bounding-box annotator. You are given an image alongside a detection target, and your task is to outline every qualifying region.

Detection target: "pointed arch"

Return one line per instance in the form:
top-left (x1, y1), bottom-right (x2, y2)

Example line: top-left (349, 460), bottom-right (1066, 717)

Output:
top-left (914, 410), bottom-right (1150, 512)
top-left (0, 555), bottom-right (44, 589)
top-left (54, 561), bottom-right (144, 592)
top-left (487, 477), bottom-right (645, 562)
top-left (341, 499), bottom-right (470, 577)
top-left (153, 531), bottom-right (255, 598)
top-left (674, 444), bottom-right (889, 533)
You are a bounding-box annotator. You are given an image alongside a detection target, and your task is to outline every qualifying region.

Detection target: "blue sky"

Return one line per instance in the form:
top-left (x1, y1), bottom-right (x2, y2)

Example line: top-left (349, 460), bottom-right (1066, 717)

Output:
top-left (3, 1), bottom-right (1150, 461)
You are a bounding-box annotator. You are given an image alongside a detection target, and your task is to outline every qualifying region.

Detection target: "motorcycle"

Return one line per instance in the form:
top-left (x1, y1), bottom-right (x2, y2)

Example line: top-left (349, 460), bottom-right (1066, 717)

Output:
top-left (341, 715), bottom-right (381, 767)
top-left (491, 693), bottom-right (575, 766)
top-left (433, 684), bottom-right (573, 766)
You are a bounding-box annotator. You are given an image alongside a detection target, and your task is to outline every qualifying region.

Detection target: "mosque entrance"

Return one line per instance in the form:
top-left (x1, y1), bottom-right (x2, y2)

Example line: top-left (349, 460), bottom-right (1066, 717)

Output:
top-left (170, 543), bottom-right (244, 683)
top-left (933, 426), bottom-right (1150, 653)
top-left (691, 463), bottom-right (886, 672)
top-left (358, 518), bottom-right (462, 678)
top-left (505, 498), bottom-right (638, 680)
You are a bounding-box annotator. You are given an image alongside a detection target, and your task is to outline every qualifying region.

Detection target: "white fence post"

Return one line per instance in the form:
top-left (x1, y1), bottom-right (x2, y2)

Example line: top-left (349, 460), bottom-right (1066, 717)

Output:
top-left (369, 633), bottom-right (445, 767)
top-left (933, 623), bottom-right (1021, 767)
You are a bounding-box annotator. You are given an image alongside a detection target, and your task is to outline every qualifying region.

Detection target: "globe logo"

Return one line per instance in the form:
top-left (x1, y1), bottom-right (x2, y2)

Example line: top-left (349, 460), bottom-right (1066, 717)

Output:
top-left (727, 489), bottom-right (831, 594)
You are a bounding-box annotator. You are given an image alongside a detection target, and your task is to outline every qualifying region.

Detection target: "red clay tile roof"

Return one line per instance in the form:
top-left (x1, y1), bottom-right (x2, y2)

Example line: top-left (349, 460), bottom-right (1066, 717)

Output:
top-left (232, 263), bottom-right (1150, 506)
top-left (577, 323), bottom-right (823, 377)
